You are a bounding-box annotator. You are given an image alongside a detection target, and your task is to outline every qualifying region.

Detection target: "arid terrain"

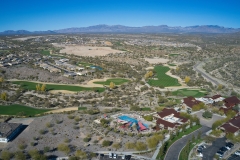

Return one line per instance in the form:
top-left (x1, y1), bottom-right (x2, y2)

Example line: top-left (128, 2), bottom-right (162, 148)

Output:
top-left (53, 43), bottom-right (124, 57)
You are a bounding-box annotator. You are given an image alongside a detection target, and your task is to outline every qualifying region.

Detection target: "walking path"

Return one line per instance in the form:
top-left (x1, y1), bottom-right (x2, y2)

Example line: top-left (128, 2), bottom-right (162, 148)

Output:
top-left (151, 135), bottom-right (170, 160)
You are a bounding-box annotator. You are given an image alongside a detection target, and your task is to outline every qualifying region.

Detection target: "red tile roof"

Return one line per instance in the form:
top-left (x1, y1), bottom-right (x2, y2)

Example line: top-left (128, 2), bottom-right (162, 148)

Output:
top-left (220, 123), bottom-right (239, 133)
top-left (212, 95), bottom-right (222, 100)
top-left (156, 118), bottom-right (176, 129)
top-left (157, 108), bottom-right (178, 118)
top-left (183, 97), bottom-right (201, 108)
top-left (229, 115), bottom-right (240, 128)
top-left (224, 96), bottom-right (240, 108)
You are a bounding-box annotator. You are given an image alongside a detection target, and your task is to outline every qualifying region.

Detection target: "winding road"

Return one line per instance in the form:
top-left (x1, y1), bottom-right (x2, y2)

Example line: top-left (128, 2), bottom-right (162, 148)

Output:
top-left (193, 62), bottom-right (220, 86)
top-left (164, 126), bottom-right (211, 160)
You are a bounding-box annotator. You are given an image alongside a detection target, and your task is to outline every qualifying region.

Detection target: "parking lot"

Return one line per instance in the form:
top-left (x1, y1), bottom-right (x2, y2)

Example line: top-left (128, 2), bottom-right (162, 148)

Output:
top-left (97, 154), bottom-right (136, 160)
top-left (228, 154), bottom-right (240, 160)
top-left (202, 137), bottom-right (226, 160)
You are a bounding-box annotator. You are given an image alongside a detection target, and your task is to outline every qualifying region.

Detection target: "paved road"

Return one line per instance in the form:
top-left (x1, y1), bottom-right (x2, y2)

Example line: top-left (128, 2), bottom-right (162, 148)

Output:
top-left (193, 62), bottom-right (220, 86)
top-left (202, 137), bottom-right (226, 160)
top-left (164, 126), bottom-right (211, 160)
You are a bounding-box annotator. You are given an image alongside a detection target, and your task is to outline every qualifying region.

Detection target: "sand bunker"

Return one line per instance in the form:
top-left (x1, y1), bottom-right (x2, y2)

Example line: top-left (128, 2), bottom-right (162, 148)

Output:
top-left (144, 58), bottom-right (169, 64)
top-left (53, 43), bottom-right (124, 57)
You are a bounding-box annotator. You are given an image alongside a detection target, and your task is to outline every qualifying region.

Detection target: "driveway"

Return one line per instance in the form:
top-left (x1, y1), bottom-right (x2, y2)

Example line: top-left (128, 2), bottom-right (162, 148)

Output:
top-left (164, 126), bottom-right (211, 160)
top-left (192, 111), bottom-right (225, 128)
top-left (202, 137), bottom-right (226, 160)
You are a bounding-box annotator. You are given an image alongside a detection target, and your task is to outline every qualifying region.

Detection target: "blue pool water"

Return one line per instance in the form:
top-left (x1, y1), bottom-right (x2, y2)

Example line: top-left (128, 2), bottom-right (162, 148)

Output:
top-left (118, 115), bottom-right (138, 123)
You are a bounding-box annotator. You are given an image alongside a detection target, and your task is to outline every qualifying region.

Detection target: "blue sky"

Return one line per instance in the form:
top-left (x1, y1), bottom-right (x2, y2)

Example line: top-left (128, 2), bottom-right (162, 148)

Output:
top-left (1, 0), bottom-right (240, 31)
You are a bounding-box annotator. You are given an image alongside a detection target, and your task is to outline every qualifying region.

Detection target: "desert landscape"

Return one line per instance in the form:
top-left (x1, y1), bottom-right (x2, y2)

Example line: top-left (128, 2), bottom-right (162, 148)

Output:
top-left (53, 43), bottom-right (124, 57)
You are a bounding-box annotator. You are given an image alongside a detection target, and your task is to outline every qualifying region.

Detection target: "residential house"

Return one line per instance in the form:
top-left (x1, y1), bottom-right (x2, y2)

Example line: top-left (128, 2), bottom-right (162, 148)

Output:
top-left (182, 97), bottom-right (201, 110)
top-left (220, 96), bottom-right (240, 114)
top-left (153, 108), bottom-right (189, 131)
top-left (219, 115), bottom-right (240, 136)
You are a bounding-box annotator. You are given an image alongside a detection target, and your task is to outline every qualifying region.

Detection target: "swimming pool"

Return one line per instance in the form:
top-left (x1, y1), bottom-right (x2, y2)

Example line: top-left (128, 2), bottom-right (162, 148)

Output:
top-left (118, 115), bottom-right (148, 130)
top-left (118, 115), bottom-right (138, 123)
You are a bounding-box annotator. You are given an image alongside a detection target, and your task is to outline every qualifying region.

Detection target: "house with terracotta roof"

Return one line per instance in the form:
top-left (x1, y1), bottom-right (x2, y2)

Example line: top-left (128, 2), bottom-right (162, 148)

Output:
top-left (181, 97), bottom-right (201, 110)
top-left (219, 96), bottom-right (240, 114)
top-left (219, 114), bottom-right (240, 136)
top-left (224, 96), bottom-right (240, 108)
top-left (153, 108), bottom-right (189, 131)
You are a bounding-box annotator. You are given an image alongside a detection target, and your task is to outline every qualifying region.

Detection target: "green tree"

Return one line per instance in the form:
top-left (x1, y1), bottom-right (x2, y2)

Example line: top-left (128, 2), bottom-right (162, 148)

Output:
top-left (36, 84), bottom-right (41, 91)
top-left (1, 150), bottom-right (12, 160)
top-left (109, 82), bottom-right (115, 89)
top-left (75, 150), bottom-right (87, 159)
top-left (135, 141), bottom-right (147, 151)
top-left (41, 84), bottom-right (46, 92)
top-left (0, 92), bottom-right (7, 101)
top-left (102, 140), bottom-right (111, 147)
top-left (15, 151), bottom-right (26, 160)
top-left (57, 143), bottom-right (70, 154)
top-left (184, 76), bottom-right (191, 83)
top-left (112, 143), bottom-right (121, 149)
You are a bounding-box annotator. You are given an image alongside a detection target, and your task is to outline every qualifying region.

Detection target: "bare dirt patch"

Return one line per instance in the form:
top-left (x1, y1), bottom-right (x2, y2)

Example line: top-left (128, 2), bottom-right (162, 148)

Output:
top-left (144, 58), bottom-right (169, 64)
top-left (45, 107), bottom-right (78, 113)
top-left (53, 43), bottom-right (124, 57)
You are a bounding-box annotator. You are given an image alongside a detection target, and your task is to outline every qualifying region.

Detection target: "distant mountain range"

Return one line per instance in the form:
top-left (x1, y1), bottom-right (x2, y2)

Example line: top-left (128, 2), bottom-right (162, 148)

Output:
top-left (1, 25), bottom-right (240, 35)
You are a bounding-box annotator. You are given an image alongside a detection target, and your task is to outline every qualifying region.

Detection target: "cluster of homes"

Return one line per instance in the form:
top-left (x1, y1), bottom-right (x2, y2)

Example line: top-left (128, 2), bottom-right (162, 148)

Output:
top-left (182, 95), bottom-right (240, 136)
top-left (0, 54), bottom-right (22, 67)
top-left (35, 58), bottom-right (98, 77)
top-left (182, 95), bottom-right (240, 114)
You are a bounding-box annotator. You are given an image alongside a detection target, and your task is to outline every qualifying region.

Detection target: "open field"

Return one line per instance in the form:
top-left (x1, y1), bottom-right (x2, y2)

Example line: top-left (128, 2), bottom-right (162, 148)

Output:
top-left (53, 43), bottom-right (124, 57)
top-left (144, 58), bottom-right (169, 64)
top-left (12, 81), bottom-right (105, 92)
top-left (93, 78), bottom-right (130, 85)
top-left (0, 104), bottom-right (51, 116)
top-left (172, 88), bottom-right (207, 97)
top-left (148, 66), bottom-right (181, 87)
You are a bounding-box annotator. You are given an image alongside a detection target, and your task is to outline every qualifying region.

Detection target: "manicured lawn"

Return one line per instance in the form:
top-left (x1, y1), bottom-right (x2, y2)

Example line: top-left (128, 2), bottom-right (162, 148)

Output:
top-left (12, 81), bottom-right (105, 92)
top-left (169, 54), bottom-right (179, 57)
top-left (141, 107), bottom-right (151, 111)
top-left (40, 50), bottom-right (51, 56)
top-left (0, 104), bottom-right (51, 116)
top-left (78, 62), bottom-right (93, 67)
top-left (78, 107), bottom-right (87, 110)
top-left (157, 125), bottom-right (201, 159)
top-left (148, 66), bottom-right (181, 87)
top-left (168, 63), bottom-right (177, 66)
top-left (93, 78), bottom-right (130, 85)
top-left (172, 89), bottom-right (207, 98)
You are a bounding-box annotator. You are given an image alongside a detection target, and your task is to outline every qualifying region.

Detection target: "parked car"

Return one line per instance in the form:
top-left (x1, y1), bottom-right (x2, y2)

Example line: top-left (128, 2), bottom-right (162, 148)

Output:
top-left (225, 142), bottom-right (234, 150)
top-left (125, 155), bottom-right (131, 160)
top-left (216, 151), bottom-right (224, 156)
top-left (235, 151), bottom-right (240, 156)
top-left (198, 145), bottom-right (206, 149)
top-left (109, 153), bottom-right (113, 158)
top-left (219, 147), bottom-right (228, 152)
top-left (113, 153), bottom-right (117, 159)
top-left (122, 155), bottom-right (125, 159)
top-left (196, 153), bottom-right (203, 157)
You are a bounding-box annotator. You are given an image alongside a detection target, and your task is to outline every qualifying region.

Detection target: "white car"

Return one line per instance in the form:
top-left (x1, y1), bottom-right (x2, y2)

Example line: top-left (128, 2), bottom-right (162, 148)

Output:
top-left (235, 151), bottom-right (240, 156)
top-left (196, 153), bottom-right (203, 157)
top-left (113, 153), bottom-right (117, 159)
top-left (122, 155), bottom-right (125, 159)
top-left (109, 153), bottom-right (113, 158)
